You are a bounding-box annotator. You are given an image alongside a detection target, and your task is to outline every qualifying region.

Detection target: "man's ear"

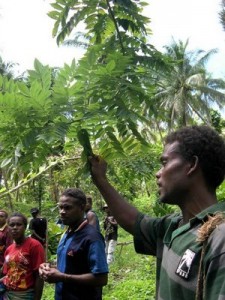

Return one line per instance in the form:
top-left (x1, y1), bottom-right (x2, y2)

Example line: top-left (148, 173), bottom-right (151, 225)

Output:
top-left (187, 155), bottom-right (199, 175)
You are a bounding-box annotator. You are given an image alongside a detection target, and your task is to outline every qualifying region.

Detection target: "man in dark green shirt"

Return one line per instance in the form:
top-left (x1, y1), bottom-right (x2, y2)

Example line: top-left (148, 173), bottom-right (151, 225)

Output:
top-left (90, 125), bottom-right (225, 299)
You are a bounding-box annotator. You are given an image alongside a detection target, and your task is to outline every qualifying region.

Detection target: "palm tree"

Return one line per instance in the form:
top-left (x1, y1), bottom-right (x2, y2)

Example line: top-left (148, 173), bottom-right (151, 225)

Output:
top-left (153, 39), bottom-right (225, 129)
top-left (219, 0), bottom-right (225, 32)
top-left (0, 56), bottom-right (16, 79)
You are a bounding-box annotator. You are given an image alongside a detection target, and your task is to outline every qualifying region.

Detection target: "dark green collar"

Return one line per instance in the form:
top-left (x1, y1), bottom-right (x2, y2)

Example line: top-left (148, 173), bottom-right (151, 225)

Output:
top-left (194, 202), bottom-right (225, 221)
top-left (165, 202), bottom-right (225, 245)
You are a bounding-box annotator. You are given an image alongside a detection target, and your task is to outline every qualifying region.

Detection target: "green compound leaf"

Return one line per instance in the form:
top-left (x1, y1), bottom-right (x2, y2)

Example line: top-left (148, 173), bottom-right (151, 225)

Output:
top-left (77, 129), bottom-right (93, 175)
top-left (77, 128), bottom-right (93, 157)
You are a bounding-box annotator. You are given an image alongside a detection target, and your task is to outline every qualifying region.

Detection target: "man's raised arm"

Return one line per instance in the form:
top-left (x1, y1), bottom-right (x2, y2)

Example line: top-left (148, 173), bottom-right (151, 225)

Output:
top-left (89, 155), bottom-right (139, 235)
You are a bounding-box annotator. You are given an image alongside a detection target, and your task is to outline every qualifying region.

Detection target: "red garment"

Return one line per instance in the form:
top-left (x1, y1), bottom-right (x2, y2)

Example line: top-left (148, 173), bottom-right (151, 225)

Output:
top-left (3, 237), bottom-right (44, 291)
top-left (0, 224), bottom-right (13, 268)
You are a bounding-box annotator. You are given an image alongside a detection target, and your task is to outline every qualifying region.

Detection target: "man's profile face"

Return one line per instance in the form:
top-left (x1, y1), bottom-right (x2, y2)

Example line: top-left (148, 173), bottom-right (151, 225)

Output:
top-left (58, 195), bottom-right (84, 226)
top-left (156, 141), bottom-right (190, 205)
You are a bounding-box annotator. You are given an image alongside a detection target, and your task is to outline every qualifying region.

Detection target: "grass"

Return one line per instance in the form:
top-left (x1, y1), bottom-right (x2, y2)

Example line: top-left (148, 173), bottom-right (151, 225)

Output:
top-left (103, 228), bottom-right (156, 300)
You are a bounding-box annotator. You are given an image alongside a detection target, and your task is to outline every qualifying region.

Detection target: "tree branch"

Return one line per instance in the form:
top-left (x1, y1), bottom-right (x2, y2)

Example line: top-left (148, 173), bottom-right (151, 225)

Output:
top-left (0, 156), bottom-right (80, 200)
top-left (105, 0), bottom-right (125, 55)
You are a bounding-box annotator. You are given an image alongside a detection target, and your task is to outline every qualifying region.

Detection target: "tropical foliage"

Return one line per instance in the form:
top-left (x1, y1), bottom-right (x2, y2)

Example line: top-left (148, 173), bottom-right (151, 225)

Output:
top-left (219, 0), bottom-right (225, 31)
top-left (0, 1), bottom-right (225, 298)
top-left (152, 39), bottom-right (225, 130)
top-left (0, 57), bottom-right (17, 79)
top-left (0, 0), bottom-right (224, 214)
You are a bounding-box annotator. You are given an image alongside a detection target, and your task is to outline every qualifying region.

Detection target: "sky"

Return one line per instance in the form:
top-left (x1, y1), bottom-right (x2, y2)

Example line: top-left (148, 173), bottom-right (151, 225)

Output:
top-left (0, 0), bottom-right (225, 77)
top-left (148, 0), bottom-right (225, 77)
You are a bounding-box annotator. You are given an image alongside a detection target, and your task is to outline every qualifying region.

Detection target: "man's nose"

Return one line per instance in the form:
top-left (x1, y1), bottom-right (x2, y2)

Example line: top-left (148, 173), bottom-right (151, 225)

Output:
top-left (156, 169), bottom-right (162, 178)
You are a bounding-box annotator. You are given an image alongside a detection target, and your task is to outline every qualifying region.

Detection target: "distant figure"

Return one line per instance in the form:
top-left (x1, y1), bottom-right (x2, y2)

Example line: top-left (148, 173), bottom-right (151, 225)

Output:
top-left (1, 212), bottom-right (45, 300)
top-left (85, 195), bottom-right (101, 231)
top-left (0, 210), bottom-right (12, 274)
top-left (29, 208), bottom-right (47, 246)
top-left (103, 205), bottom-right (118, 264)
